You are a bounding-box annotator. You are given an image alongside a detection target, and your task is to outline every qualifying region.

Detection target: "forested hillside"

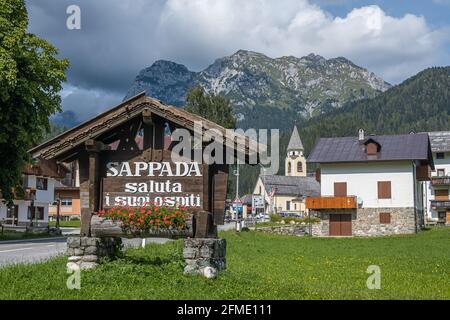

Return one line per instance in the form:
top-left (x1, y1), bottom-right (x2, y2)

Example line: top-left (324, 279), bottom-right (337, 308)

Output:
top-left (299, 67), bottom-right (450, 154)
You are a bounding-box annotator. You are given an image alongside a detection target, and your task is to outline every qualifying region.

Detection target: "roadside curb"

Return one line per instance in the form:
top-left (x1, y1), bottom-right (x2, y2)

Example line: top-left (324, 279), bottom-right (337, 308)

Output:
top-left (0, 237), bottom-right (67, 245)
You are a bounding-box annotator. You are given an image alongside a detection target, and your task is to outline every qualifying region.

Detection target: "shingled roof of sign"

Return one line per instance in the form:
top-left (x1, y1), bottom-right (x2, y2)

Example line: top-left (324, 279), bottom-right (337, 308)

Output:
top-left (30, 92), bottom-right (262, 160)
top-left (307, 133), bottom-right (434, 168)
top-left (261, 175), bottom-right (320, 197)
top-left (427, 131), bottom-right (450, 152)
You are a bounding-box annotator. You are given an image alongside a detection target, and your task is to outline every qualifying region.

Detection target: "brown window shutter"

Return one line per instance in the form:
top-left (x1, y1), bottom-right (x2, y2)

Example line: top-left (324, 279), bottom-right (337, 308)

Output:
top-left (315, 169), bottom-right (321, 182)
top-left (435, 189), bottom-right (449, 200)
top-left (380, 212), bottom-right (391, 224)
top-left (334, 182), bottom-right (347, 197)
top-left (378, 181), bottom-right (391, 199)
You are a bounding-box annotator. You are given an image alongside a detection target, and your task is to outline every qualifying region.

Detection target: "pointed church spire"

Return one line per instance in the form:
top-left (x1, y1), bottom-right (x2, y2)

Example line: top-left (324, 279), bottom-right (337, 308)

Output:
top-left (287, 126), bottom-right (304, 151)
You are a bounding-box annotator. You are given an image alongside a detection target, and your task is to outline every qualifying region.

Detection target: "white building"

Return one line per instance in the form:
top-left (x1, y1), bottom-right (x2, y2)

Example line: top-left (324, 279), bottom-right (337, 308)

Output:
top-left (0, 159), bottom-right (67, 227)
top-left (306, 130), bottom-right (434, 236)
top-left (424, 131), bottom-right (450, 225)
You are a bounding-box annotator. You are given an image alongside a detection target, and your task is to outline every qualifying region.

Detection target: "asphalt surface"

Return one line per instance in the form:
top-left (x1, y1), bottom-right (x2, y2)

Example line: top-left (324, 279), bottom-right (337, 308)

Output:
top-left (0, 236), bottom-right (171, 268)
top-left (0, 222), bottom-right (236, 268)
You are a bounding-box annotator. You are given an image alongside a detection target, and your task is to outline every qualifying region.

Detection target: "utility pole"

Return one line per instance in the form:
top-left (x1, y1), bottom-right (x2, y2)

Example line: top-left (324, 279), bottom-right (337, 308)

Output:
top-left (56, 196), bottom-right (61, 229)
top-left (235, 163), bottom-right (240, 200)
top-left (233, 163), bottom-right (241, 231)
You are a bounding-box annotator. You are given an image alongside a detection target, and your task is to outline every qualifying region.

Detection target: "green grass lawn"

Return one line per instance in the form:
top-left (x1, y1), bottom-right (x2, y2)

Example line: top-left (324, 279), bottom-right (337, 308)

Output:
top-left (1, 227), bottom-right (449, 299)
top-left (49, 220), bottom-right (81, 228)
top-left (0, 230), bottom-right (57, 242)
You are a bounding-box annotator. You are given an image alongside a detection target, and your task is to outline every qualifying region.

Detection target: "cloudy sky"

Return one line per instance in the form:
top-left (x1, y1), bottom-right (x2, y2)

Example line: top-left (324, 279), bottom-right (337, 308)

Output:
top-left (26, 0), bottom-right (450, 125)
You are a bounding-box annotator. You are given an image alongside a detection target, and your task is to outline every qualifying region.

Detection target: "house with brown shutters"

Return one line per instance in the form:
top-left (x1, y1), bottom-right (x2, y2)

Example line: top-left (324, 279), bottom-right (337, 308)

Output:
top-left (424, 131), bottom-right (450, 225)
top-left (0, 159), bottom-right (67, 227)
top-left (305, 129), bottom-right (434, 237)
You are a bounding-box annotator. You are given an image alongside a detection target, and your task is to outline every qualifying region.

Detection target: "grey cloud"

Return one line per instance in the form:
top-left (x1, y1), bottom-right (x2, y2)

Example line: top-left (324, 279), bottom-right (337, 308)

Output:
top-left (25, 0), bottom-right (450, 124)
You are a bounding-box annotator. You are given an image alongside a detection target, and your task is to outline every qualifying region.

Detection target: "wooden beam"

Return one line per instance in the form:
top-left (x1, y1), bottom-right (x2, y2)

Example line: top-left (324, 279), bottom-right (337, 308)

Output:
top-left (153, 116), bottom-right (165, 150)
top-left (78, 152), bottom-right (91, 237)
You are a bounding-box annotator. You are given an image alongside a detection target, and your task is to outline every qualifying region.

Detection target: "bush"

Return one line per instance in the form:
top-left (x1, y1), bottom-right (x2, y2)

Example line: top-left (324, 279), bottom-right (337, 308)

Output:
top-left (270, 214), bottom-right (282, 222)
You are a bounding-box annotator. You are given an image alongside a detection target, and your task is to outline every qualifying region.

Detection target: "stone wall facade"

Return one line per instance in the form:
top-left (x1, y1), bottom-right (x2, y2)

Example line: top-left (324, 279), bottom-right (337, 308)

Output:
top-left (66, 236), bottom-right (122, 271)
top-left (312, 207), bottom-right (419, 237)
top-left (183, 238), bottom-right (226, 278)
top-left (255, 225), bottom-right (308, 236)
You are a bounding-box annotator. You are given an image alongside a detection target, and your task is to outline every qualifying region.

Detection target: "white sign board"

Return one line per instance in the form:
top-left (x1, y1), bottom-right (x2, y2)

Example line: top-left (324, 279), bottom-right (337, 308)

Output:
top-left (252, 195), bottom-right (265, 209)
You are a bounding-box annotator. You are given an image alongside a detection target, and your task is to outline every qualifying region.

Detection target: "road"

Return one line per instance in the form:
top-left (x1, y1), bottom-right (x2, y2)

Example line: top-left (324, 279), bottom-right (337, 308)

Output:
top-left (0, 222), bottom-right (236, 268)
top-left (0, 236), bottom-right (171, 268)
top-left (0, 237), bottom-right (68, 267)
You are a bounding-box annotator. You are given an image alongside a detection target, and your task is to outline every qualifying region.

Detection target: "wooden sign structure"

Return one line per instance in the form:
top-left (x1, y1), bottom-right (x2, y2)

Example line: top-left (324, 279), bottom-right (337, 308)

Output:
top-left (30, 93), bottom-right (258, 239)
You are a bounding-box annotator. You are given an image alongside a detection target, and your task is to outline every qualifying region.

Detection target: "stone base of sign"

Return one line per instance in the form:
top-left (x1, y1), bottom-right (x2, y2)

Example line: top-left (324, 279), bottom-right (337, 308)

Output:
top-left (66, 236), bottom-right (122, 271)
top-left (183, 238), bottom-right (226, 278)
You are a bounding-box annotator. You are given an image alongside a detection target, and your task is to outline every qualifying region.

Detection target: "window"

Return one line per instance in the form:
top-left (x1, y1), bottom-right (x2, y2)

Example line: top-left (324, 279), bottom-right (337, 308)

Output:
top-left (27, 206), bottom-right (45, 220)
top-left (287, 162), bottom-right (292, 175)
top-left (36, 177), bottom-right (48, 190)
top-left (286, 201), bottom-right (291, 211)
top-left (334, 182), bottom-right (347, 197)
top-left (437, 169), bottom-right (445, 177)
top-left (61, 198), bottom-right (72, 206)
top-left (6, 205), bottom-right (18, 219)
top-left (22, 175), bottom-right (29, 188)
top-left (297, 162), bottom-right (303, 173)
top-left (437, 152), bottom-right (445, 159)
top-left (377, 181), bottom-right (391, 199)
top-left (380, 212), bottom-right (391, 224)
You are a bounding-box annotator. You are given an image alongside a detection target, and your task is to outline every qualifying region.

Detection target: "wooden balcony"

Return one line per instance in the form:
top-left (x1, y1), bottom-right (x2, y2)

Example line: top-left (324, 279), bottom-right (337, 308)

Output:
top-left (306, 196), bottom-right (357, 210)
top-left (416, 164), bottom-right (431, 181)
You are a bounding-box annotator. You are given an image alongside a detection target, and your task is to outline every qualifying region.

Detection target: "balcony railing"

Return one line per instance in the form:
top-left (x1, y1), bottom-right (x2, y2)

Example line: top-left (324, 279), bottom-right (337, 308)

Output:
top-left (430, 200), bottom-right (450, 209)
top-left (306, 196), bottom-right (357, 210)
top-left (431, 176), bottom-right (450, 186)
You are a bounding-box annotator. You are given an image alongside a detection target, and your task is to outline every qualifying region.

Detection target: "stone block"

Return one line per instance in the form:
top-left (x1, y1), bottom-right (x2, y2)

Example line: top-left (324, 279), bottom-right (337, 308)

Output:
top-left (68, 256), bottom-right (81, 262)
top-left (85, 246), bottom-right (98, 255)
top-left (74, 248), bottom-right (84, 256)
top-left (81, 255), bottom-right (99, 263)
top-left (183, 238), bottom-right (226, 278)
top-left (67, 237), bottom-right (80, 248)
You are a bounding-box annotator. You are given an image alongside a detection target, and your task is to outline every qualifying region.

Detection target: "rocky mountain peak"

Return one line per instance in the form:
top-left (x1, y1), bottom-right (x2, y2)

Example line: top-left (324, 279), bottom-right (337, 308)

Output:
top-left (125, 50), bottom-right (391, 128)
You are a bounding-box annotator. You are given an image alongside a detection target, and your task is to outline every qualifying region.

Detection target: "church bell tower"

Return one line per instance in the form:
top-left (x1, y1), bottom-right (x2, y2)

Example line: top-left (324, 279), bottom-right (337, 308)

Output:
top-left (285, 126), bottom-right (306, 177)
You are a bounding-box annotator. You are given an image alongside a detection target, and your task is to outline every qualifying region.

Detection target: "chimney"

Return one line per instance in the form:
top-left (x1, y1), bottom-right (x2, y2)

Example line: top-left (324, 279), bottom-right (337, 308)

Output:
top-left (358, 128), bottom-right (365, 141)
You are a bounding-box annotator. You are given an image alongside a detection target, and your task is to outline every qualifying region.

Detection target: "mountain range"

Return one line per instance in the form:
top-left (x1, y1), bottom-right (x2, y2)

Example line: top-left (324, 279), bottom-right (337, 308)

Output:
top-left (125, 50), bottom-right (391, 129)
top-left (234, 66), bottom-right (450, 195)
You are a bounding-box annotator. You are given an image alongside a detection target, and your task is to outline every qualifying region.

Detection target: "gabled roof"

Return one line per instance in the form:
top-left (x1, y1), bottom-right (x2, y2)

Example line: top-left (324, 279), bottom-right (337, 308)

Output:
top-left (30, 93), bottom-right (261, 160)
top-left (427, 131), bottom-right (450, 153)
top-left (307, 133), bottom-right (434, 169)
top-left (260, 175), bottom-right (320, 197)
top-left (287, 126), bottom-right (304, 151)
